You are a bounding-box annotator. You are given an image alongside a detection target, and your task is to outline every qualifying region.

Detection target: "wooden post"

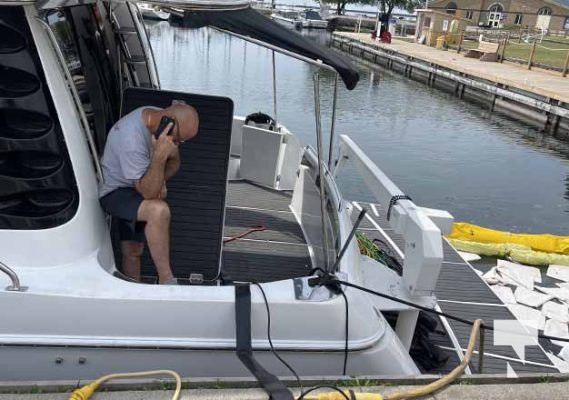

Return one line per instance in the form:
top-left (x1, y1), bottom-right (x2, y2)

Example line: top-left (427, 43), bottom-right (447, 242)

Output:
top-left (457, 32), bottom-right (464, 54)
top-left (500, 32), bottom-right (509, 63)
top-left (518, 28), bottom-right (523, 44)
top-left (563, 50), bottom-right (569, 77)
top-left (528, 41), bottom-right (536, 70)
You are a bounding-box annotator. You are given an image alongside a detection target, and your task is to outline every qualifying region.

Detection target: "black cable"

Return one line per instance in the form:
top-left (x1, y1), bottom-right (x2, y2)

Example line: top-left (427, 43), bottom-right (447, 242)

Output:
top-left (387, 195), bottom-right (412, 221)
top-left (297, 385), bottom-right (352, 400)
top-left (253, 281), bottom-right (357, 400)
top-left (252, 282), bottom-right (304, 392)
top-left (339, 288), bottom-right (349, 376)
top-left (328, 278), bottom-right (569, 343)
top-left (335, 279), bottom-right (477, 327)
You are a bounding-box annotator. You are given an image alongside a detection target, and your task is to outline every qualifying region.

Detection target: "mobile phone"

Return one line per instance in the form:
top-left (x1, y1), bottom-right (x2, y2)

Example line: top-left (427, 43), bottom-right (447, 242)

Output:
top-left (155, 116), bottom-right (174, 139)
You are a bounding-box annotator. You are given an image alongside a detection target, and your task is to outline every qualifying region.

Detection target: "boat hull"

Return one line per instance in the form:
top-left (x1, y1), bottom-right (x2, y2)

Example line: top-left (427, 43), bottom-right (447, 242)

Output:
top-left (0, 323), bottom-right (418, 380)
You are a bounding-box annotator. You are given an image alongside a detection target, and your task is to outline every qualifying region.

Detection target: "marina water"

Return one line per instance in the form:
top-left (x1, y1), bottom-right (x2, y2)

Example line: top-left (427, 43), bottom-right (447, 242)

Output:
top-left (146, 21), bottom-right (569, 235)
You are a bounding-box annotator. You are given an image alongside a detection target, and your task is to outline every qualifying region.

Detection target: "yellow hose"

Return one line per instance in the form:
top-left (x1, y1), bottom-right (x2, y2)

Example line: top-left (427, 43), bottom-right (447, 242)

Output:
top-left (302, 319), bottom-right (483, 400)
top-left (68, 369), bottom-right (182, 400)
top-left (69, 320), bottom-right (483, 400)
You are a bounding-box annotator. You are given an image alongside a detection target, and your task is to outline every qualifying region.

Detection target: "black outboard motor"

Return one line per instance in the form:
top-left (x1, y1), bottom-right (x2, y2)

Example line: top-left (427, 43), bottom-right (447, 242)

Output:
top-left (244, 112), bottom-right (276, 131)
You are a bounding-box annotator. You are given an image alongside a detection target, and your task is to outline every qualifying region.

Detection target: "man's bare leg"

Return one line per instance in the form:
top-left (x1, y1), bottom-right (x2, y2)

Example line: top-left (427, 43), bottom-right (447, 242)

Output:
top-left (137, 199), bottom-right (174, 283)
top-left (121, 240), bottom-right (144, 281)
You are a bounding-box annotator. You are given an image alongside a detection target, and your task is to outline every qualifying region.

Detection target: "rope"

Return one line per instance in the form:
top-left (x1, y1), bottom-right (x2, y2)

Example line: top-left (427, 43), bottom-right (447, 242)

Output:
top-left (536, 44), bottom-right (569, 51)
top-left (223, 226), bottom-right (266, 244)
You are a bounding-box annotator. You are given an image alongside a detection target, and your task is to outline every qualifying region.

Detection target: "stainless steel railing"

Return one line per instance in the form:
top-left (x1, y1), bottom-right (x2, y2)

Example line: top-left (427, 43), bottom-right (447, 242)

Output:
top-left (0, 261), bottom-right (27, 292)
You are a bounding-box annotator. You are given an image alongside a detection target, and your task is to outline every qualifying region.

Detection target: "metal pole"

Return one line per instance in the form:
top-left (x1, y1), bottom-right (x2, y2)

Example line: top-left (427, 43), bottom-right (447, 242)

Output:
top-left (272, 50), bottom-right (278, 129)
top-left (331, 209), bottom-right (366, 272)
top-left (328, 74), bottom-right (339, 168)
top-left (313, 72), bottom-right (331, 271)
top-left (211, 27), bottom-right (336, 73)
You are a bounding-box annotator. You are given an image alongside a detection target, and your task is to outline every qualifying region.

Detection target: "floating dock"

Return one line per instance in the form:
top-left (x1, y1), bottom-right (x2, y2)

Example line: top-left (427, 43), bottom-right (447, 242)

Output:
top-left (331, 32), bottom-right (569, 139)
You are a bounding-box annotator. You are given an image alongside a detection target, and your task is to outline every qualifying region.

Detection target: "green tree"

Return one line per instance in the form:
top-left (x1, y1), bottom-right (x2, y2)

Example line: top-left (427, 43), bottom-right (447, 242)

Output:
top-left (321, 0), bottom-right (422, 17)
top-left (320, 0), bottom-right (354, 15)
top-left (355, 0), bottom-right (422, 27)
top-left (379, 0), bottom-right (422, 26)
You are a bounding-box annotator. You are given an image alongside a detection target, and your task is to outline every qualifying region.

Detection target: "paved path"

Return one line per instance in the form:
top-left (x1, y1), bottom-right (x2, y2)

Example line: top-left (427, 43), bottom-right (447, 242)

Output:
top-left (2, 382), bottom-right (569, 399)
top-left (335, 32), bottom-right (569, 105)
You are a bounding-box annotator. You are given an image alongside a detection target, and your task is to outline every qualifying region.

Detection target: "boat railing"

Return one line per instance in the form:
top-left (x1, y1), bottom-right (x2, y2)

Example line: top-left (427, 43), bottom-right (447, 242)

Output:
top-left (332, 135), bottom-right (453, 298)
top-left (0, 261), bottom-right (27, 292)
top-left (35, 17), bottom-right (104, 182)
top-left (332, 134), bottom-right (454, 349)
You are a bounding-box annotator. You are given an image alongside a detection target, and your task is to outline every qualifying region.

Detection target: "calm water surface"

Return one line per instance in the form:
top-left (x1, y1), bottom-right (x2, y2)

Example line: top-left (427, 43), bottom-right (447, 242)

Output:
top-left (147, 22), bottom-right (569, 235)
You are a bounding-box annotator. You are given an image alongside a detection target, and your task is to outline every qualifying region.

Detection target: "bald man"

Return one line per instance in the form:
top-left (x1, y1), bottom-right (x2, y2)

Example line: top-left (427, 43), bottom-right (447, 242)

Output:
top-left (99, 104), bottom-right (199, 284)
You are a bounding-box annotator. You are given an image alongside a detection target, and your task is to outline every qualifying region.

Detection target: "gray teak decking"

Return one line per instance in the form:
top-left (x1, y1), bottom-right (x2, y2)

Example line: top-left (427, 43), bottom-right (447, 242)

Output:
top-left (221, 181), bottom-right (312, 283)
top-left (351, 201), bottom-right (558, 375)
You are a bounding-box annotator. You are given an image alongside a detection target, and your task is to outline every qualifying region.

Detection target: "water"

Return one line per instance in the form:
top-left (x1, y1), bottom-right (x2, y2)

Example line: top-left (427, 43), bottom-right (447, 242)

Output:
top-left (146, 22), bottom-right (569, 235)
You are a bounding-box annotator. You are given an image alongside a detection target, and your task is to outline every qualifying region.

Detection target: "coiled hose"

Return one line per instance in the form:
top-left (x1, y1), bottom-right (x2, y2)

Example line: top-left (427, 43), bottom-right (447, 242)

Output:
top-left (68, 369), bottom-right (181, 400)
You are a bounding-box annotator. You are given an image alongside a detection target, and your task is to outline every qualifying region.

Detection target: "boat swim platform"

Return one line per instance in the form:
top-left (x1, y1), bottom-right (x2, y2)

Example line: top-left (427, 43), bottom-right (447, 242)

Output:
top-left (331, 32), bottom-right (569, 138)
top-left (350, 201), bottom-right (560, 376)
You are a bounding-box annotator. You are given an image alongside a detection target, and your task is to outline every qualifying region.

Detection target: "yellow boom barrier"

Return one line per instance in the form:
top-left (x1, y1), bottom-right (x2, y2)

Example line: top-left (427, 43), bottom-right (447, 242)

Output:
top-left (447, 222), bottom-right (569, 255)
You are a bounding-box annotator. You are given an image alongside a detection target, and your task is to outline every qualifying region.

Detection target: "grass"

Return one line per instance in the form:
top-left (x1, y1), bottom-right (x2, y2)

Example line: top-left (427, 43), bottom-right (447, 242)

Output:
top-left (448, 38), bottom-right (569, 70)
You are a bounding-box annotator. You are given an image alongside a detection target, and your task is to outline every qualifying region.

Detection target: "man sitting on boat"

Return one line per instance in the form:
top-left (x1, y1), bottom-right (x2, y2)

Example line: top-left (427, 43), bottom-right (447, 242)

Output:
top-left (99, 104), bottom-right (199, 284)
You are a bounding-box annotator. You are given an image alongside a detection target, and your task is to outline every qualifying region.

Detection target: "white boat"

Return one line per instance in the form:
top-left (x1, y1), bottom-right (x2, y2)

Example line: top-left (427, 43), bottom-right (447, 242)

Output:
top-left (271, 9), bottom-right (302, 30)
top-left (0, 0), bottom-right (562, 389)
top-left (138, 2), bottom-right (170, 21)
top-left (298, 10), bottom-right (328, 29)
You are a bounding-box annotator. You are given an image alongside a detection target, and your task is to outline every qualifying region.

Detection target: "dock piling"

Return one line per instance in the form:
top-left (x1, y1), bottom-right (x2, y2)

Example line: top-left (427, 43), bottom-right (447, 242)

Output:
top-left (457, 32), bottom-right (464, 54)
top-left (500, 33), bottom-right (509, 63)
top-left (528, 41), bottom-right (536, 70)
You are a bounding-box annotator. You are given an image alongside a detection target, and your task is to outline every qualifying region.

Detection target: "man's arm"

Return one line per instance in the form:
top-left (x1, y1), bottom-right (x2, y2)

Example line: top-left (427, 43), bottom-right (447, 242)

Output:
top-left (164, 148), bottom-right (181, 181)
top-left (135, 127), bottom-right (177, 199)
top-left (135, 153), bottom-right (168, 200)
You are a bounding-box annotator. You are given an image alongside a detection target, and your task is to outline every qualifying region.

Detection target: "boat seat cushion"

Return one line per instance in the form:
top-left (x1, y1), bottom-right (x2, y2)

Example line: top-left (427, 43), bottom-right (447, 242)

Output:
top-left (120, 87), bottom-right (234, 282)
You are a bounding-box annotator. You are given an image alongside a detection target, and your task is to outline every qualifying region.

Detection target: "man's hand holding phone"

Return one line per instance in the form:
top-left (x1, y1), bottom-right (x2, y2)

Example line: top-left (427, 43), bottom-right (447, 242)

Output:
top-left (152, 118), bottom-right (177, 162)
top-left (155, 116), bottom-right (175, 140)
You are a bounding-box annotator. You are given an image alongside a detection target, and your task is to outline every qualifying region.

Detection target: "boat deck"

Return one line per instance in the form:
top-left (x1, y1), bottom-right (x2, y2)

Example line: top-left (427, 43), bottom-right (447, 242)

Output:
top-left (141, 178), bottom-right (560, 375)
top-left (221, 181), bottom-right (313, 283)
top-left (222, 181), bottom-right (560, 374)
top-left (351, 201), bottom-right (559, 375)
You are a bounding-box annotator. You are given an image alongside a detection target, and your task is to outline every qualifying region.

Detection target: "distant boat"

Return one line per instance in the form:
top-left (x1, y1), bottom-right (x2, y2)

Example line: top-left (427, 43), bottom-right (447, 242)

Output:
top-left (298, 10), bottom-right (328, 29)
top-left (272, 9), bottom-right (328, 30)
top-left (271, 9), bottom-right (302, 30)
top-left (138, 3), bottom-right (170, 21)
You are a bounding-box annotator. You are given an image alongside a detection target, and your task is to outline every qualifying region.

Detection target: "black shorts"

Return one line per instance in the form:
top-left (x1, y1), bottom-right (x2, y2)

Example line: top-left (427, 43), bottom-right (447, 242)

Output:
top-left (100, 187), bottom-right (146, 242)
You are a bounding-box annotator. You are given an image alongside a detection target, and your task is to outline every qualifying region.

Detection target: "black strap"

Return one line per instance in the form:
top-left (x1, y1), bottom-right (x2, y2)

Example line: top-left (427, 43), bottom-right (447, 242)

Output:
top-left (235, 284), bottom-right (294, 400)
top-left (386, 195), bottom-right (412, 221)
